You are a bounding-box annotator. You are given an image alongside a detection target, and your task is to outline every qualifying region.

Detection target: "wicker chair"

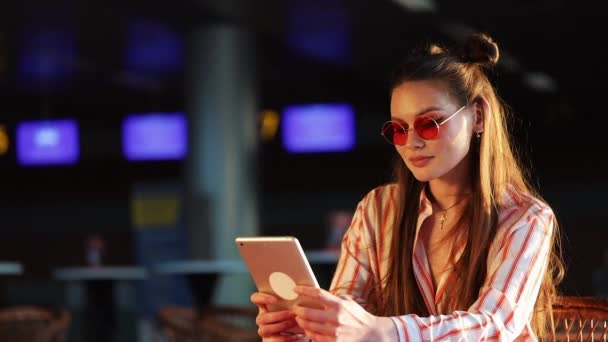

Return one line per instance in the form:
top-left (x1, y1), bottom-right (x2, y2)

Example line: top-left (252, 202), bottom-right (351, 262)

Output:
top-left (155, 306), bottom-right (200, 342)
top-left (155, 305), bottom-right (260, 342)
top-left (0, 306), bottom-right (71, 342)
top-left (552, 296), bottom-right (608, 341)
top-left (198, 305), bottom-right (259, 342)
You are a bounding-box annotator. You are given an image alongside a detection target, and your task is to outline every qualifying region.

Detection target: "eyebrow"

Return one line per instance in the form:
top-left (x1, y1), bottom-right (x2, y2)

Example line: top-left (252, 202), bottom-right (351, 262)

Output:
top-left (391, 106), bottom-right (445, 121)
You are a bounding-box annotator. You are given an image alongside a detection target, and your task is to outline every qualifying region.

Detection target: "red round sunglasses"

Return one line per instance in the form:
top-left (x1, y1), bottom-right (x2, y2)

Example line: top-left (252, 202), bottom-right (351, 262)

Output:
top-left (381, 105), bottom-right (467, 146)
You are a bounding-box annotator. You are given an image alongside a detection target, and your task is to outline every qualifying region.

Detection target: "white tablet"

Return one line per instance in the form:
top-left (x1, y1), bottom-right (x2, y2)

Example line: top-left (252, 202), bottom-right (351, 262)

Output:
top-left (235, 236), bottom-right (321, 312)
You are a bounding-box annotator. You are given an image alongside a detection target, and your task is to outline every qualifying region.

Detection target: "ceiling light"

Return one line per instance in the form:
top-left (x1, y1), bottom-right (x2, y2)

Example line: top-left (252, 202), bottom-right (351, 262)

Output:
top-left (392, 0), bottom-right (437, 12)
top-left (523, 71), bottom-right (558, 92)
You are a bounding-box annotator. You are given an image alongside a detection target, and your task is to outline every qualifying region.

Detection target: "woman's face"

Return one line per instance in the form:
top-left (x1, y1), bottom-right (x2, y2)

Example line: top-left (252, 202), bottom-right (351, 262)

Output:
top-left (390, 79), bottom-right (477, 183)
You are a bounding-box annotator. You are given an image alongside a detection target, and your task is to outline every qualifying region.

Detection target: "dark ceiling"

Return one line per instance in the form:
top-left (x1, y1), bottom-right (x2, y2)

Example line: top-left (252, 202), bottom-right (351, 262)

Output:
top-left (0, 0), bottom-right (605, 177)
top-left (1, 0), bottom-right (606, 97)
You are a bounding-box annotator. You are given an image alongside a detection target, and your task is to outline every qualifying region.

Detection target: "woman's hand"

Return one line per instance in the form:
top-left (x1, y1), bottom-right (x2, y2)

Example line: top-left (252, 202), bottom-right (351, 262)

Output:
top-left (292, 286), bottom-right (397, 342)
top-left (250, 292), bottom-right (307, 341)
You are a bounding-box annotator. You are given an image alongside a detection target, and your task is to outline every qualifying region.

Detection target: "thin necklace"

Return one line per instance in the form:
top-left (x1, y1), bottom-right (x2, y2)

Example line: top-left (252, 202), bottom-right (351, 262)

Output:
top-left (436, 196), bottom-right (470, 230)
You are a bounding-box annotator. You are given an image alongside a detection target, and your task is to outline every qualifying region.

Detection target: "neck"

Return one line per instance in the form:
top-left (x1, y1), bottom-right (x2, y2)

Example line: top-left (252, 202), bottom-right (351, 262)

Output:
top-left (427, 149), bottom-right (473, 209)
top-left (427, 178), bottom-right (472, 210)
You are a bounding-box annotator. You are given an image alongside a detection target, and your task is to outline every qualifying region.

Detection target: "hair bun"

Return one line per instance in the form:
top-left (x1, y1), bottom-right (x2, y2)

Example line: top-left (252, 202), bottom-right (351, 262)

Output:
top-left (428, 44), bottom-right (445, 55)
top-left (461, 33), bottom-right (499, 67)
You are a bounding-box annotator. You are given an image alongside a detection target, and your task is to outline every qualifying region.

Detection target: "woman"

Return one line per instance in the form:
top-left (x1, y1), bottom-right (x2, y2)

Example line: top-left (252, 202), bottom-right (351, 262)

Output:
top-left (252, 33), bottom-right (563, 341)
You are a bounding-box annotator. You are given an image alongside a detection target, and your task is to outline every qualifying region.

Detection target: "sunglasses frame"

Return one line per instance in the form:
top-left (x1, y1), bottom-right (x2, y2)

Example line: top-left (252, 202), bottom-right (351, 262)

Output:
top-left (381, 105), bottom-right (467, 146)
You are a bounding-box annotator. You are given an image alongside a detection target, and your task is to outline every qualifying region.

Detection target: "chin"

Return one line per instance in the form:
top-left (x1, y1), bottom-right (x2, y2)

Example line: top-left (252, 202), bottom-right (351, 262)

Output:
top-left (413, 174), bottom-right (434, 183)
top-left (408, 163), bottom-right (452, 182)
top-left (408, 169), bottom-right (435, 182)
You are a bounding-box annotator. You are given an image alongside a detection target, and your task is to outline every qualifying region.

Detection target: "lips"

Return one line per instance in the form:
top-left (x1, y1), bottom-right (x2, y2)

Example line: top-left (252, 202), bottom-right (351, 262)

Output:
top-left (408, 156), bottom-right (433, 167)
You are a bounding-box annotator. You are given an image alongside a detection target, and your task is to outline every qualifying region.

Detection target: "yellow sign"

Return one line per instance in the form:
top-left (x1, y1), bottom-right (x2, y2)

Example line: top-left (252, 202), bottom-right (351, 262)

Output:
top-left (0, 126), bottom-right (8, 155)
top-left (131, 195), bottom-right (181, 228)
top-left (260, 110), bottom-right (280, 142)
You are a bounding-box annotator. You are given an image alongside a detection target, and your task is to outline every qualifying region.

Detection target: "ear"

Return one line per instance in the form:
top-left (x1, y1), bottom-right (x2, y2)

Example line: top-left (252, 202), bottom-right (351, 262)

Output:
top-left (472, 97), bottom-right (488, 134)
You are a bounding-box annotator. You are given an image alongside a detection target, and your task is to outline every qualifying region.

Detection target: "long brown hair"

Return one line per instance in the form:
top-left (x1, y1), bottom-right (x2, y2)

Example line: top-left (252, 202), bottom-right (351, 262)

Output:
top-left (367, 33), bottom-right (564, 337)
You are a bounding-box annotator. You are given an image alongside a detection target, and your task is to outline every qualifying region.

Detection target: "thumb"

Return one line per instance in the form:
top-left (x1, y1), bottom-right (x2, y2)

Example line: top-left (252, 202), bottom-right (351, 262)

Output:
top-left (257, 303), bottom-right (269, 314)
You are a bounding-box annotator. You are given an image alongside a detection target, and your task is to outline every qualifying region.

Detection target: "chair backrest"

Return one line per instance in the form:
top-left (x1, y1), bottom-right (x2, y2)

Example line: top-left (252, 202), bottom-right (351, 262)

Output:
top-left (552, 296), bottom-right (608, 341)
top-left (155, 305), bottom-right (260, 342)
top-left (198, 305), bottom-right (259, 342)
top-left (0, 306), bottom-right (71, 342)
top-left (155, 306), bottom-right (200, 342)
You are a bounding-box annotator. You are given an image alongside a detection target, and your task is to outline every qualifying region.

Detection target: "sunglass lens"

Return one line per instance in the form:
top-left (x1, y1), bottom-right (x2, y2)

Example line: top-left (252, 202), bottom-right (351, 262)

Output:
top-left (382, 121), bottom-right (407, 145)
top-left (415, 116), bottom-right (439, 140)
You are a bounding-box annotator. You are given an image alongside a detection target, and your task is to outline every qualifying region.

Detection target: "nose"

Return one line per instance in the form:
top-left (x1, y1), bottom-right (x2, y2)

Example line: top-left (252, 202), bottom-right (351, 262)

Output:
top-left (406, 130), bottom-right (425, 149)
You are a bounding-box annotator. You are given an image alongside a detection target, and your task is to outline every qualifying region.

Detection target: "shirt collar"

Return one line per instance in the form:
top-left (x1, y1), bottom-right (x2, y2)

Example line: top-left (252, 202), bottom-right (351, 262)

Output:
top-left (416, 186), bottom-right (434, 237)
top-left (419, 185), bottom-right (433, 213)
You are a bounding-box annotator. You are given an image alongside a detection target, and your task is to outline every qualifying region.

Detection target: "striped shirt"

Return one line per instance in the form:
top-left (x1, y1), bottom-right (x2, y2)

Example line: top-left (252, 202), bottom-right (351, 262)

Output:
top-left (330, 184), bottom-right (554, 342)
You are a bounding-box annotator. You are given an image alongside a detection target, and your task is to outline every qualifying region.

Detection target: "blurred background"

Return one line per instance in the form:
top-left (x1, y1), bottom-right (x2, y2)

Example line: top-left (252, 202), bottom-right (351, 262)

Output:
top-left (0, 0), bottom-right (607, 340)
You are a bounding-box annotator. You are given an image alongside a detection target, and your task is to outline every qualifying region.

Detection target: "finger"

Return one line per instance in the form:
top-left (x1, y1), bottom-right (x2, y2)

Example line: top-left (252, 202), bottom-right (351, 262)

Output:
top-left (303, 329), bottom-right (335, 342)
top-left (294, 286), bottom-right (342, 308)
top-left (251, 292), bottom-right (280, 305)
top-left (293, 304), bottom-right (338, 325)
top-left (256, 310), bottom-right (296, 325)
top-left (253, 302), bottom-right (268, 315)
top-left (258, 319), bottom-right (298, 337)
top-left (295, 316), bottom-right (337, 337)
top-left (288, 325), bottom-right (305, 335)
top-left (252, 292), bottom-right (280, 314)
top-left (262, 334), bottom-right (303, 342)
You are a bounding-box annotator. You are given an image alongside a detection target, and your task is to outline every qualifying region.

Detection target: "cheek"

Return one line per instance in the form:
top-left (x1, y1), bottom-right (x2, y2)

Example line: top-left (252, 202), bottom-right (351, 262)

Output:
top-left (395, 149), bottom-right (405, 168)
top-left (442, 119), bottom-right (472, 152)
top-left (441, 132), bottom-right (472, 165)
top-left (395, 146), bottom-right (409, 162)
top-left (449, 129), bottom-right (472, 149)
top-left (445, 117), bottom-right (472, 141)
top-left (395, 147), bottom-right (416, 171)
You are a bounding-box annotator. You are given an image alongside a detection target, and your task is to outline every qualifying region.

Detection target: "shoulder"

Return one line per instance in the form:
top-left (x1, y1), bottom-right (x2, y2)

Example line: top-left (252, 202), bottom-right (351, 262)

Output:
top-left (350, 183), bottom-right (400, 227)
top-left (497, 186), bottom-right (555, 235)
top-left (347, 184), bottom-right (401, 248)
top-left (359, 183), bottom-right (400, 207)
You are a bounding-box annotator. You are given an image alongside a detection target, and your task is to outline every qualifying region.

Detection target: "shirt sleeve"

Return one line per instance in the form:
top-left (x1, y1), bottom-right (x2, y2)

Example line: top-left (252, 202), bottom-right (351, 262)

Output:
top-left (391, 204), bottom-right (555, 342)
top-left (329, 189), bottom-right (381, 307)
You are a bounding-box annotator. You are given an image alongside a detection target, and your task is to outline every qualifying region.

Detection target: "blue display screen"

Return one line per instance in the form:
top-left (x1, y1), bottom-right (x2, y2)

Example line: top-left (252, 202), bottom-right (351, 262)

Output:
top-left (17, 119), bottom-right (79, 166)
top-left (282, 103), bottom-right (355, 153)
top-left (122, 113), bottom-right (187, 161)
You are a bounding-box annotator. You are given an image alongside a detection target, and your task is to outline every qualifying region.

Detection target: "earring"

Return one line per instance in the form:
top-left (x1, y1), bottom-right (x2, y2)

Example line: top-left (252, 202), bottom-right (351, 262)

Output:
top-left (476, 131), bottom-right (481, 138)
